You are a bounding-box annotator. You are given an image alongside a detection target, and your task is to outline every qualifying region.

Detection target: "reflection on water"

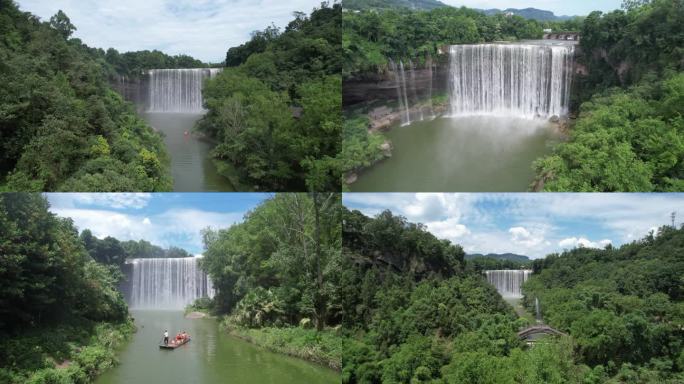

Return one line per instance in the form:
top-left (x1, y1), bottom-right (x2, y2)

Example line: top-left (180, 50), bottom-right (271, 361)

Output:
top-left (141, 113), bottom-right (235, 192)
top-left (351, 116), bottom-right (561, 192)
top-left (95, 311), bottom-right (339, 384)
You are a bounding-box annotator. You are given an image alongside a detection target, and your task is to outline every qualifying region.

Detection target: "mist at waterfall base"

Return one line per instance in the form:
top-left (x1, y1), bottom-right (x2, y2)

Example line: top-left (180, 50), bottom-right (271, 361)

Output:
top-left (116, 68), bottom-right (235, 191)
top-left (124, 257), bottom-right (214, 310)
top-left (352, 41), bottom-right (574, 192)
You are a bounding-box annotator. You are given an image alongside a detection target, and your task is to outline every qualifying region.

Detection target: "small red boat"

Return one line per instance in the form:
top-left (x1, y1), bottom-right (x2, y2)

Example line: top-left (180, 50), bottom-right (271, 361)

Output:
top-left (159, 337), bottom-right (191, 350)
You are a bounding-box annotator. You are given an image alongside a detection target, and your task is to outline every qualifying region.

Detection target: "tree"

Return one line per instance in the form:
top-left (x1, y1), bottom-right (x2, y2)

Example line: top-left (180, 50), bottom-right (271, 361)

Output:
top-left (49, 10), bottom-right (76, 39)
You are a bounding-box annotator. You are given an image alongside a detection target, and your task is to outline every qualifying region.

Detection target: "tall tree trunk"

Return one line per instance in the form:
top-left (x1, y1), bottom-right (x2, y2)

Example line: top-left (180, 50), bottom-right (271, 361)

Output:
top-left (313, 192), bottom-right (325, 331)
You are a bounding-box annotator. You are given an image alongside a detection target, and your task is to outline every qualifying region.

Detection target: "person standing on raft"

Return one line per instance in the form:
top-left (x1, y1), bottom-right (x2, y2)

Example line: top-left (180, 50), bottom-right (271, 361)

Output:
top-left (163, 330), bottom-right (169, 345)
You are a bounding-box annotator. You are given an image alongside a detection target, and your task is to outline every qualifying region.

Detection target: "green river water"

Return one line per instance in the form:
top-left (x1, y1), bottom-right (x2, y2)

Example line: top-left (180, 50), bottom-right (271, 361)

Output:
top-left (350, 116), bottom-right (561, 192)
top-left (141, 113), bottom-right (235, 192)
top-left (95, 310), bottom-right (339, 384)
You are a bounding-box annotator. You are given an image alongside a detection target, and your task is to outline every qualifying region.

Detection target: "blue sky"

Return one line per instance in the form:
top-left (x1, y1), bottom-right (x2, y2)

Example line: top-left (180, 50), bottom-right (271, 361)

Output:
top-left (46, 193), bottom-right (271, 254)
top-left (343, 193), bottom-right (684, 258)
top-left (14, 0), bottom-right (326, 63)
top-left (445, 0), bottom-right (623, 16)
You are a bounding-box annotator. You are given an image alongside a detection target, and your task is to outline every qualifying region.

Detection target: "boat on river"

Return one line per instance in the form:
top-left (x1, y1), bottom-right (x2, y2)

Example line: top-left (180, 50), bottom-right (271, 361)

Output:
top-left (160, 337), bottom-right (191, 349)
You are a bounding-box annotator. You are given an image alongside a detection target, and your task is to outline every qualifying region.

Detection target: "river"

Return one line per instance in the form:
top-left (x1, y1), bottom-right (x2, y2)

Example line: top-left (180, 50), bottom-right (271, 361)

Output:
top-left (141, 113), bottom-right (235, 192)
top-left (95, 311), bottom-right (339, 384)
top-left (350, 116), bottom-right (561, 192)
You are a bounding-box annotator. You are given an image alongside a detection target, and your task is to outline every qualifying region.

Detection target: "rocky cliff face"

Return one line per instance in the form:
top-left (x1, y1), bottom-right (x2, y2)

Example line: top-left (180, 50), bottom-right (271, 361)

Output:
top-left (343, 64), bottom-right (449, 107)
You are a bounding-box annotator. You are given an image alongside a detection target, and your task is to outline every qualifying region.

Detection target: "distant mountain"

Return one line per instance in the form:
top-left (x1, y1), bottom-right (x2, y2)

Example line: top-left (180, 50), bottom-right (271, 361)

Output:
top-left (480, 7), bottom-right (575, 21)
top-left (465, 253), bottom-right (531, 263)
top-left (342, 0), bottom-right (450, 11)
top-left (342, 1), bottom-right (576, 21)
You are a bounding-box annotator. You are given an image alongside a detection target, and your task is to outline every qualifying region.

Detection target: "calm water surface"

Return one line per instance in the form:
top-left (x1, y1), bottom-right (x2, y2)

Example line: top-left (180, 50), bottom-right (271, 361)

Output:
top-left (351, 116), bottom-right (561, 191)
top-left (96, 311), bottom-right (339, 384)
top-left (141, 113), bottom-right (235, 192)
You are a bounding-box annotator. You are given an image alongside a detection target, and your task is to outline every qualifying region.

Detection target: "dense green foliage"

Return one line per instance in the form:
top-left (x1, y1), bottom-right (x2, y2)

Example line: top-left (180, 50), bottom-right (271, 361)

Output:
top-left (200, 193), bottom-right (342, 330)
top-left (534, 72), bottom-right (684, 191)
top-left (533, 0), bottom-right (684, 191)
top-left (0, 193), bottom-right (133, 383)
top-left (79, 230), bottom-right (192, 266)
top-left (198, 3), bottom-right (342, 191)
top-left (0, 321), bottom-right (134, 384)
top-left (0, 1), bottom-right (171, 191)
top-left (343, 6), bottom-right (543, 78)
top-left (341, 116), bottom-right (388, 184)
top-left (523, 226), bottom-right (684, 382)
top-left (104, 49), bottom-right (208, 79)
top-left (339, 208), bottom-right (591, 383)
top-left (222, 320), bottom-right (343, 370)
top-left (199, 193), bottom-right (342, 367)
top-left (466, 256), bottom-right (531, 272)
top-left (342, 0), bottom-right (448, 11)
top-left (576, 0), bottom-right (683, 97)
top-left (339, 208), bottom-right (684, 383)
top-left (0, 194), bottom-right (128, 331)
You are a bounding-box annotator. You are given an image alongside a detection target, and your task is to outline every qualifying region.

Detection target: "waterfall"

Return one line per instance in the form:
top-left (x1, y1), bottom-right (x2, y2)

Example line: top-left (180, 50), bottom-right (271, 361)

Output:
top-left (426, 56), bottom-right (435, 120)
top-left (484, 269), bottom-right (533, 298)
top-left (448, 43), bottom-right (574, 119)
top-left (147, 68), bottom-right (222, 113)
top-left (389, 59), bottom-right (411, 126)
top-left (127, 257), bottom-right (215, 309)
top-left (535, 297), bottom-right (542, 322)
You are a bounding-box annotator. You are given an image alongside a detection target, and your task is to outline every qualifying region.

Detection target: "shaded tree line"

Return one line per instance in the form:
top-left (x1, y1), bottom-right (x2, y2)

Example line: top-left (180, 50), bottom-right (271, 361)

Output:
top-left (343, 6), bottom-right (544, 78)
top-left (197, 2), bottom-right (341, 191)
top-left (0, 1), bottom-right (172, 191)
top-left (79, 230), bottom-right (192, 266)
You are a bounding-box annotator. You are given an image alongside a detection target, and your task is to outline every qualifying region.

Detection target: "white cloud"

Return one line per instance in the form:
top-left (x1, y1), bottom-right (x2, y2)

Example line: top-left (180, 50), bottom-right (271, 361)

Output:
top-left (343, 193), bottom-right (684, 259)
top-left (425, 218), bottom-right (470, 240)
top-left (558, 237), bottom-right (611, 249)
top-left (47, 193), bottom-right (151, 209)
top-left (509, 226), bottom-right (544, 247)
top-left (15, 0), bottom-right (325, 62)
top-left (50, 207), bottom-right (242, 252)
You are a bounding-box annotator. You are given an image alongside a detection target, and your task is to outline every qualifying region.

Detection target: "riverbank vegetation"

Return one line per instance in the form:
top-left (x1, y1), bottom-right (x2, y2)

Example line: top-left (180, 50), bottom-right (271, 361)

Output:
top-left (198, 193), bottom-right (343, 369)
top-left (535, 0), bottom-right (684, 191)
top-left (0, 1), bottom-right (172, 191)
top-left (523, 225), bottom-right (684, 382)
top-left (222, 320), bottom-right (342, 370)
top-left (198, 3), bottom-right (341, 191)
top-left (0, 193), bottom-right (134, 383)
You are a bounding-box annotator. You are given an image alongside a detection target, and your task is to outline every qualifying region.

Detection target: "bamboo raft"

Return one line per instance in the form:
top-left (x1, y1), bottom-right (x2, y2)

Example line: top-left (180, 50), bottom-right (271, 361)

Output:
top-left (159, 337), bottom-right (191, 349)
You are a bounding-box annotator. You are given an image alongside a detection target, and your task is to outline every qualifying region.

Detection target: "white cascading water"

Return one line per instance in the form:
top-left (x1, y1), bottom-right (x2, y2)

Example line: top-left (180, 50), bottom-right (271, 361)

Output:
top-left (147, 68), bottom-right (222, 113)
top-left (389, 59), bottom-right (411, 126)
top-left (389, 58), bottom-right (436, 125)
top-left (484, 269), bottom-right (533, 298)
top-left (128, 257), bottom-right (215, 309)
top-left (448, 43), bottom-right (574, 119)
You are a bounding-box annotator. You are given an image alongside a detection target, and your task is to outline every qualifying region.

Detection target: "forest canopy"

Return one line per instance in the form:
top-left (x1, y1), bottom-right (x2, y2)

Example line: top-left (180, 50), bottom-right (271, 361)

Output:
top-left (197, 3), bottom-right (342, 192)
top-left (535, 0), bottom-right (684, 191)
top-left (342, 6), bottom-right (545, 78)
top-left (340, 207), bottom-right (684, 383)
top-left (0, 1), bottom-right (172, 192)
